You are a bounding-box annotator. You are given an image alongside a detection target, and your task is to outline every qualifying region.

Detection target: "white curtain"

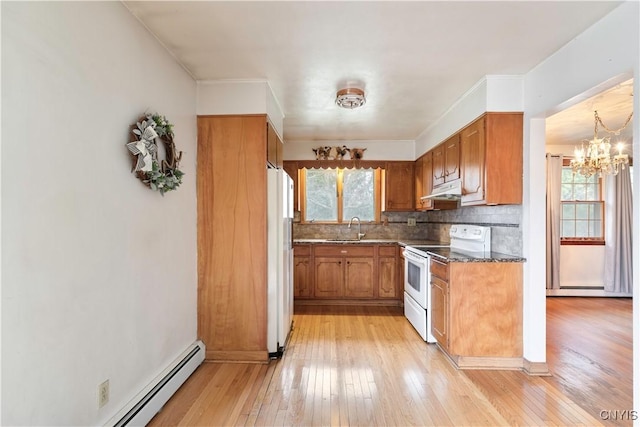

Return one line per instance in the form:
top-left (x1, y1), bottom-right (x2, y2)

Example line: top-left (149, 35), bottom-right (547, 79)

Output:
top-left (546, 154), bottom-right (563, 289)
top-left (604, 166), bottom-right (633, 293)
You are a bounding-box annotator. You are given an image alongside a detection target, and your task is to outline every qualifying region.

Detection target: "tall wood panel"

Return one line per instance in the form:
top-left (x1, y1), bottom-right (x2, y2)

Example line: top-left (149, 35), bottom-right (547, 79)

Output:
top-left (197, 115), bottom-right (268, 362)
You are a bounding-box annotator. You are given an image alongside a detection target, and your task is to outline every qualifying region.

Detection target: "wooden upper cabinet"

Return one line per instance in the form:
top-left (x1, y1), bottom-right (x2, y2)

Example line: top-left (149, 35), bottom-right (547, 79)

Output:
top-left (414, 156), bottom-right (424, 210)
top-left (460, 119), bottom-right (486, 205)
top-left (460, 113), bottom-right (523, 206)
top-left (432, 144), bottom-right (445, 187)
top-left (432, 135), bottom-right (460, 187)
top-left (444, 134), bottom-right (460, 182)
top-left (385, 161), bottom-right (414, 211)
top-left (421, 152), bottom-right (434, 209)
top-left (267, 121), bottom-right (283, 168)
top-left (415, 152), bottom-right (434, 211)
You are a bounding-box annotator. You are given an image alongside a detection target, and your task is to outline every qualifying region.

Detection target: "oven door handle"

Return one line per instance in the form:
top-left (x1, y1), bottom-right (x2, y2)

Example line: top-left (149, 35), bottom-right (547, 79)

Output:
top-left (404, 249), bottom-right (429, 266)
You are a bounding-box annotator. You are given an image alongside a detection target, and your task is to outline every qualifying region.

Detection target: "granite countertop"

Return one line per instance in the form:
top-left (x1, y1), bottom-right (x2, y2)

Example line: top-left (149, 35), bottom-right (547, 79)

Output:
top-left (293, 238), bottom-right (445, 246)
top-left (293, 238), bottom-right (526, 262)
top-left (425, 248), bottom-right (526, 263)
top-left (294, 238), bottom-right (400, 244)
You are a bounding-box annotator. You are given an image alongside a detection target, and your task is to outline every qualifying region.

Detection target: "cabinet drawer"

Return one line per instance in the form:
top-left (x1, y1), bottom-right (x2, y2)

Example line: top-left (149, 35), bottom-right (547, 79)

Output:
top-left (378, 245), bottom-right (397, 257)
top-left (314, 245), bottom-right (374, 257)
top-left (430, 258), bottom-right (449, 280)
top-left (294, 245), bottom-right (311, 256)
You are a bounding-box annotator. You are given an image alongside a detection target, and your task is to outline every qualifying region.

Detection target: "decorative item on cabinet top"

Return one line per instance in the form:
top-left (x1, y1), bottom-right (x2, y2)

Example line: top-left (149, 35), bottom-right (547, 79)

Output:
top-left (312, 146), bottom-right (366, 160)
top-left (126, 113), bottom-right (184, 195)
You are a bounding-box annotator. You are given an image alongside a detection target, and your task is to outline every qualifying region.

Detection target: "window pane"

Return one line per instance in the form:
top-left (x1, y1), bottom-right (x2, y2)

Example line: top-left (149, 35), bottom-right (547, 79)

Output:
top-left (573, 184), bottom-right (586, 200)
top-left (305, 169), bottom-right (337, 221)
top-left (585, 183), bottom-right (599, 200)
top-left (575, 204), bottom-right (589, 220)
top-left (575, 220), bottom-right (589, 237)
top-left (562, 203), bottom-right (575, 219)
top-left (573, 173), bottom-right (587, 184)
top-left (561, 184), bottom-right (573, 200)
top-left (590, 220), bottom-right (602, 237)
top-left (343, 168), bottom-right (374, 221)
top-left (561, 220), bottom-right (575, 237)
top-left (561, 168), bottom-right (574, 183)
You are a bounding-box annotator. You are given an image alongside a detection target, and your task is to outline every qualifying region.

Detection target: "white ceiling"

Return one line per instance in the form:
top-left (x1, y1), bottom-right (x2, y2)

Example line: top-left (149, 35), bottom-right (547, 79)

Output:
top-left (546, 78), bottom-right (634, 146)
top-left (123, 1), bottom-right (622, 142)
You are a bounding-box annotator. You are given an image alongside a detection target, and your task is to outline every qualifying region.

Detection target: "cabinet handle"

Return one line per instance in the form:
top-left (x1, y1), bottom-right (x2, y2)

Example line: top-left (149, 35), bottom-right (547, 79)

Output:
top-left (338, 261), bottom-right (342, 265)
top-left (340, 250), bottom-right (347, 254)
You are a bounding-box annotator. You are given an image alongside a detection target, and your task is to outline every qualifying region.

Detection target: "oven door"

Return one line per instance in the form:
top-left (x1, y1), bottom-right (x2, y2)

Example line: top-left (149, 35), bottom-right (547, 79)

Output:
top-left (403, 248), bottom-right (429, 309)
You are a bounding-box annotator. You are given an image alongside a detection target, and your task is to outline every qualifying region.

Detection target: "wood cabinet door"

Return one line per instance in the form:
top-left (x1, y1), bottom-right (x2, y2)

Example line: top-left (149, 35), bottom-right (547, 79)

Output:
top-left (385, 161), bottom-right (415, 211)
top-left (431, 276), bottom-right (448, 349)
top-left (378, 257), bottom-right (398, 298)
top-left (444, 134), bottom-right (460, 182)
top-left (461, 118), bottom-right (486, 205)
top-left (314, 257), bottom-right (343, 297)
top-left (421, 151), bottom-right (434, 210)
top-left (432, 144), bottom-right (445, 187)
top-left (344, 257), bottom-right (374, 298)
top-left (414, 156), bottom-right (424, 211)
top-left (266, 121), bottom-right (283, 168)
top-left (294, 256), bottom-right (312, 298)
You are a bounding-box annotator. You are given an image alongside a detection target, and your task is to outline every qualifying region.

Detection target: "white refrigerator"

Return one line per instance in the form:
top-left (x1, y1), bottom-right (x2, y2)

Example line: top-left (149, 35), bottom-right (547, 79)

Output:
top-left (267, 168), bottom-right (294, 357)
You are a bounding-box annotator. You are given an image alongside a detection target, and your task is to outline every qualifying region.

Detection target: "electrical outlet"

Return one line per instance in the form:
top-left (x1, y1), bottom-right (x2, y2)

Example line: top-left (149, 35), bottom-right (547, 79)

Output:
top-left (98, 380), bottom-right (110, 408)
top-left (407, 218), bottom-right (416, 226)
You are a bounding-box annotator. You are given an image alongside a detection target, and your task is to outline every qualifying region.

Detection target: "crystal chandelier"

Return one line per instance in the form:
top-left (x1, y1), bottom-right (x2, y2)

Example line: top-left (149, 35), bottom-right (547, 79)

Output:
top-left (570, 110), bottom-right (633, 177)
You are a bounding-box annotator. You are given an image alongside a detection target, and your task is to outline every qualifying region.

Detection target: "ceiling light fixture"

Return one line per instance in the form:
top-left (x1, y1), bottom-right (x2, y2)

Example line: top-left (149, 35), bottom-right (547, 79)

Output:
top-left (570, 110), bottom-right (633, 177)
top-left (336, 88), bottom-right (366, 109)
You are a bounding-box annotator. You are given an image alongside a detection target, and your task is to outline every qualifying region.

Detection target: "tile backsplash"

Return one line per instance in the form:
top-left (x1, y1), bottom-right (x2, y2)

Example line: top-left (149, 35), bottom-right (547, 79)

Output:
top-left (293, 204), bottom-right (523, 256)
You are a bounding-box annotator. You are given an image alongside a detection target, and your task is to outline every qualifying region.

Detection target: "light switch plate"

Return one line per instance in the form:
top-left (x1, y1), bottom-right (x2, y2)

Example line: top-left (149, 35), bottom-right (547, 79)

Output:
top-left (407, 218), bottom-right (416, 226)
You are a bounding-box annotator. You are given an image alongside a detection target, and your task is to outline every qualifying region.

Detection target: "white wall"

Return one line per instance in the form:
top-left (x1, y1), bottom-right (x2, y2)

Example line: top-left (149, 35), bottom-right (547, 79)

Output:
top-left (522, 0), bottom-right (638, 411)
top-left (559, 246), bottom-right (606, 287)
top-left (414, 75), bottom-right (524, 158)
top-left (1, 3), bottom-right (197, 426)
top-left (197, 80), bottom-right (285, 139)
top-left (283, 139), bottom-right (415, 161)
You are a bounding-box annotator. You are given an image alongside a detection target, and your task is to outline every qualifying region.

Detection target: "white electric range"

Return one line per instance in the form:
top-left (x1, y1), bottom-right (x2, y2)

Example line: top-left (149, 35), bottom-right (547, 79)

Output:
top-left (403, 224), bottom-right (491, 342)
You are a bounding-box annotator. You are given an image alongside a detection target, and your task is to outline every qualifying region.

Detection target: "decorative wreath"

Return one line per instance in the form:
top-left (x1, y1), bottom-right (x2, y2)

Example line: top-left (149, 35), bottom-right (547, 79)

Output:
top-left (126, 113), bottom-right (183, 195)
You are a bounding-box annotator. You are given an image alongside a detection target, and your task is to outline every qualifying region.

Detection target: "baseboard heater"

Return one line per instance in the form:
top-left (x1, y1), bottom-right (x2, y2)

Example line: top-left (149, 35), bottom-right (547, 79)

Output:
top-left (108, 340), bottom-right (205, 427)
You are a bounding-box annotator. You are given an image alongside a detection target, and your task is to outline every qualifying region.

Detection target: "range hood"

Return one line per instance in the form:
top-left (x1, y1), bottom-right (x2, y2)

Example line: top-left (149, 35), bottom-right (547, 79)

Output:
top-left (422, 180), bottom-right (462, 200)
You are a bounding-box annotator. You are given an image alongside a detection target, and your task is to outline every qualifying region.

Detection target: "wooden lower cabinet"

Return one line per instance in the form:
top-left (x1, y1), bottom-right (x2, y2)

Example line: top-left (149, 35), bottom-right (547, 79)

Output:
top-left (295, 243), bottom-right (401, 303)
top-left (344, 258), bottom-right (375, 298)
top-left (430, 276), bottom-right (448, 349)
top-left (378, 245), bottom-right (399, 299)
top-left (293, 245), bottom-right (312, 298)
top-left (314, 257), bottom-right (344, 297)
top-left (430, 258), bottom-right (523, 370)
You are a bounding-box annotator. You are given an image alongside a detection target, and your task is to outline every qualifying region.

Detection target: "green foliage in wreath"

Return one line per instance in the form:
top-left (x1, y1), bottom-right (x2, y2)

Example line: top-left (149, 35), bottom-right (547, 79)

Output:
top-left (144, 161), bottom-right (184, 194)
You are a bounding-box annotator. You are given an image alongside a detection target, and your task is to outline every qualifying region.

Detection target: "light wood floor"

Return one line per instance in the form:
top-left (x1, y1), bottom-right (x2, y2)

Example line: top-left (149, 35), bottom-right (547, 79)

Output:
top-left (150, 299), bottom-right (632, 426)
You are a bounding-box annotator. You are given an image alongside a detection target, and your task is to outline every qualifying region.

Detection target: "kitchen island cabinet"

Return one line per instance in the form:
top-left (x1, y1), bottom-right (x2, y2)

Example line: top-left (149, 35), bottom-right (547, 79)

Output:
top-left (430, 256), bottom-right (523, 370)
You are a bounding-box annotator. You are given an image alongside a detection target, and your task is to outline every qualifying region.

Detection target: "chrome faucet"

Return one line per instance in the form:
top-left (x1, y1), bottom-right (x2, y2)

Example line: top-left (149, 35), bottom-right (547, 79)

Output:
top-left (348, 216), bottom-right (365, 240)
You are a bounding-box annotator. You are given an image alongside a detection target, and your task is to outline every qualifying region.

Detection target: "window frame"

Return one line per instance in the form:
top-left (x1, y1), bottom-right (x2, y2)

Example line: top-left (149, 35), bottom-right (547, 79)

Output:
top-left (299, 167), bottom-right (382, 224)
top-left (560, 158), bottom-right (605, 246)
